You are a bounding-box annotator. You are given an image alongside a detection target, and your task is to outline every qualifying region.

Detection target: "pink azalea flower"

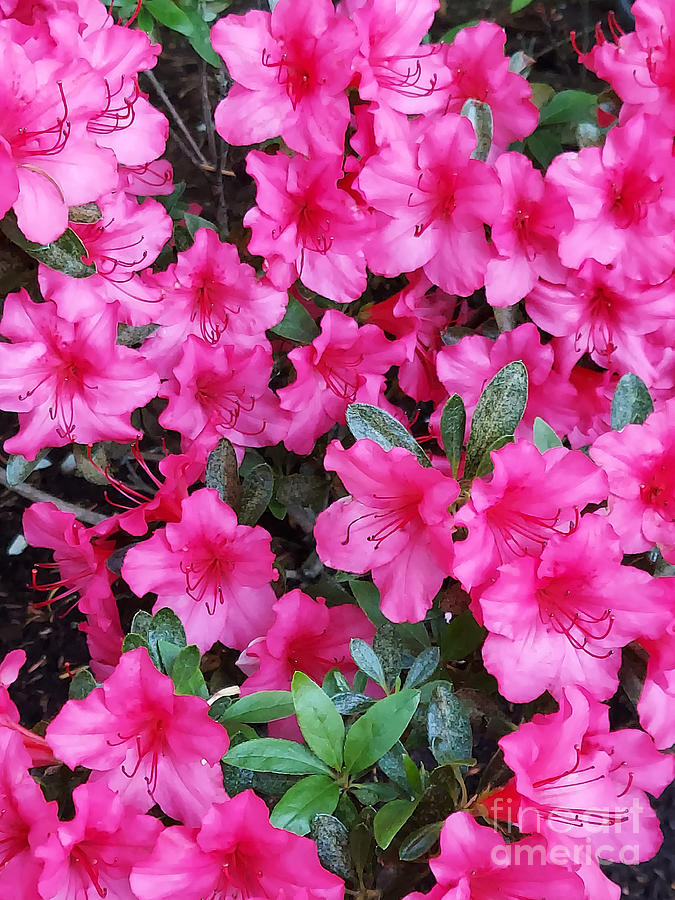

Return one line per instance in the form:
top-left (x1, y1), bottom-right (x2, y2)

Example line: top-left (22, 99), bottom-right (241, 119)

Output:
top-left (434, 323), bottom-right (579, 442)
top-left (590, 400), bottom-right (675, 560)
top-left (0, 291), bottom-right (159, 459)
top-left (341, 0), bottom-right (450, 133)
top-left (212, 0), bottom-right (358, 156)
top-left (0, 650), bottom-right (55, 766)
top-left (46, 647), bottom-right (229, 825)
top-left (547, 113), bottom-right (675, 283)
top-left (122, 488), bottom-right (277, 652)
top-left (440, 21), bottom-right (539, 149)
top-left (577, 1), bottom-right (675, 129)
top-left (158, 335), bottom-right (287, 461)
top-left (93, 446), bottom-right (205, 538)
top-left (36, 782), bottom-right (162, 900)
top-left (526, 259), bottom-right (675, 382)
top-left (0, 730), bottom-right (60, 900)
top-left (38, 191), bottom-right (172, 325)
top-left (402, 811), bottom-right (585, 900)
top-left (483, 686), bottom-right (675, 866)
top-left (479, 514), bottom-right (669, 702)
top-left (314, 439), bottom-right (458, 622)
top-left (452, 440), bottom-right (608, 592)
top-left (130, 790), bottom-right (345, 900)
top-left (0, 31), bottom-right (118, 243)
top-left (244, 150), bottom-right (369, 303)
top-left (279, 309), bottom-right (403, 454)
top-left (23, 501), bottom-right (116, 621)
top-left (356, 113), bottom-right (502, 297)
top-left (639, 608), bottom-right (675, 750)
top-left (238, 589), bottom-right (375, 738)
top-left (144, 227), bottom-right (287, 377)
top-left (118, 159), bottom-right (174, 197)
top-left (365, 271), bottom-right (466, 403)
top-left (485, 152), bottom-right (573, 307)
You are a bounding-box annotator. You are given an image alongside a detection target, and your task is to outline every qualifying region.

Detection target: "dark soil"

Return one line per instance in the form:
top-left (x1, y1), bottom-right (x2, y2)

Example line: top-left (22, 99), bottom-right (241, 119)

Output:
top-left (0, 2), bottom-right (672, 897)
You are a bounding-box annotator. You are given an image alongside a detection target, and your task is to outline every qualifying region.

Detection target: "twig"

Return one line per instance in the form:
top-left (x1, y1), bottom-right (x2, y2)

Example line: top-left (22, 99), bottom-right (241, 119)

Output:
top-left (0, 467), bottom-right (107, 526)
top-left (200, 59), bottom-right (228, 232)
top-left (143, 70), bottom-right (210, 169)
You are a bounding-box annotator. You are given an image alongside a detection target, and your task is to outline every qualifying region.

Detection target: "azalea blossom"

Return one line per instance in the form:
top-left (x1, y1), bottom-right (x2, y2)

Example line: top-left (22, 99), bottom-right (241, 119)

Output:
top-left (485, 152), bottom-right (573, 307)
top-left (590, 400), bottom-right (675, 560)
top-left (435, 323), bottom-right (580, 443)
top-left (402, 811), bottom-right (585, 900)
top-left (315, 438), bottom-right (458, 622)
top-left (158, 334), bottom-right (288, 460)
top-left (639, 608), bottom-right (675, 750)
top-left (0, 650), bottom-right (55, 766)
top-left (0, 290), bottom-right (159, 459)
top-left (238, 589), bottom-right (375, 738)
top-left (212, 0), bottom-right (359, 156)
top-left (440, 21), bottom-right (539, 149)
top-left (143, 227), bottom-right (287, 377)
top-left (38, 191), bottom-right (173, 325)
top-left (547, 113), bottom-right (675, 283)
top-left (357, 113), bottom-right (502, 296)
top-left (122, 488), bottom-right (277, 652)
top-left (245, 150), bottom-right (370, 303)
top-left (279, 309), bottom-right (403, 454)
top-left (0, 730), bottom-right (60, 900)
top-left (46, 647), bottom-right (229, 825)
top-left (452, 440), bottom-right (608, 592)
top-left (482, 686), bottom-right (674, 870)
top-left (479, 514), bottom-right (670, 702)
top-left (36, 782), bottom-right (162, 900)
top-left (130, 790), bottom-right (345, 900)
top-left (526, 259), bottom-right (675, 381)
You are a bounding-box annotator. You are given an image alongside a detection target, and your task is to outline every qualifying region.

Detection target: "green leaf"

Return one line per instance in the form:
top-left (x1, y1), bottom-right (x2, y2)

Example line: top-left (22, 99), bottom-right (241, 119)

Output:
top-left (270, 775), bottom-right (339, 835)
top-left (350, 639), bottom-right (387, 691)
top-left (349, 580), bottom-right (388, 627)
top-left (346, 403), bottom-right (430, 467)
top-left (510, 0), bottom-right (534, 12)
top-left (145, 608), bottom-right (187, 672)
top-left (427, 684), bottom-right (472, 766)
top-left (533, 417), bottom-right (562, 452)
top-left (439, 20), bottom-right (480, 43)
top-left (377, 742), bottom-right (413, 793)
top-left (311, 815), bottom-right (356, 883)
top-left (526, 129), bottom-right (563, 169)
top-left (157, 639), bottom-right (181, 674)
top-left (238, 462), bottom-right (274, 526)
top-left (292, 673), bottom-right (345, 770)
top-left (180, 4), bottom-right (221, 65)
top-left (217, 691), bottom-right (295, 724)
top-left (475, 435), bottom-right (514, 478)
top-left (68, 668), bottom-right (97, 700)
top-left (538, 90), bottom-right (597, 127)
top-left (224, 738), bottom-right (333, 776)
top-left (169, 644), bottom-right (207, 697)
top-left (323, 668), bottom-right (351, 697)
top-left (205, 438), bottom-right (240, 506)
top-left (1, 212), bottom-right (95, 278)
top-left (343, 690), bottom-right (420, 776)
top-left (373, 624), bottom-right (403, 691)
top-left (269, 295), bottom-right (320, 344)
top-left (406, 647), bottom-right (440, 690)
top-left (6, 449), bottom-right (49, 486)
top-left (402, 753), bottom-right (423, 796)
top-left (122, 633), bottom-right (148, 654)
top-left (374, 799), bottom-right (419, 849)
top-left (144, 0), bottom-right (193, 34)
top-left (440, 394), bottom-right (465, 477)
top-left (351, 782), bottom-right (400, 805)
top-left (399, 821), bottom-right (443, 861)
top-left (183, 214), bottom-right (217, 239)
top-left (464, 361), bottom-right (528, 479)
top-left (611, 373), bottom-right (654, 430)
top-left (439, 611), bottom-right (485, 661)
top-left (331, 693), bottom-right (375, 716)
